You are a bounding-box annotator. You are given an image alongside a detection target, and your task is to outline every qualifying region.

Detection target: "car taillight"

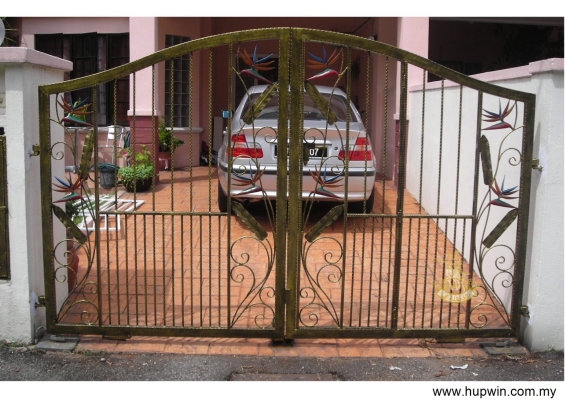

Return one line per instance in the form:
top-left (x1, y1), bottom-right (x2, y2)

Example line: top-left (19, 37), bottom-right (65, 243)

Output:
top-left (228, 134), bottom-right (263, 158)
top-left (338, 136), bottom-right (373, 161)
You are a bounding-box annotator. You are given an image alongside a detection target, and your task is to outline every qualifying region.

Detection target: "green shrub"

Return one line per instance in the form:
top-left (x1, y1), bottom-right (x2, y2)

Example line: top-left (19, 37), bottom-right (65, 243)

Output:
top-left (117, 145), bottom-right (155, 188)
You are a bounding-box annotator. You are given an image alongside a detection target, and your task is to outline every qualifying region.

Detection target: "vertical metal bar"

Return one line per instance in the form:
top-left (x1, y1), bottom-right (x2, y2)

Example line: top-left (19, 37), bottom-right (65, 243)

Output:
top-left (378, 56), bottom-right (389, 327)
top-left (124, 211), bottom-right (129, 325)
top-left (440, 217), bottom-right (448, 327)
top-left (189, 52), bottom-right (195, 328)
top-left (466, 91), bottom-right (483, 330)
top-left (458, 218), bottom-right (468, 328)
top-left (511, 95), bottom-right (535, 336)
top-left (208, 49), bottom-right (214, 327)
top-left (131, 72), bottom-right (140, 326)
top-left (449, 85), bottom-right (464, 328)
top-left (432, 78), bottom-right (445, 328)
top-left (275, 28), bottom-right (290, 339)
top-left (226, 44), bottom-right (232, 329)
top-left (151, 65), bottom-right (156, 209)
top-left (415, 69), bottom-right (426, 328)
top-left (359, 52), bottom-right (374, 327)
top-left (39, 88), bottom-right (57, 329)
top-left (361, 50), bottom-right (372, 327)
top-left (286, 28), bottom-right (302, 337)
top-left (169, 56), bottom-right (176, 326)
top-left (403, 218), bottom-right (413, 328)
top-left (341, 46), bottom-right (352, 329)
top-left (151, 66), bottom-right (157, 325)
top-left (153, 215), bottom-right (157, 325)
top-left (199, 214), bottom-right (203, 327)
top-left (0, 136), bottom-right (10, 280)
top-left (143, 214), bottom-right (148, 326)
top-left (391, 61), bottom-right (408, 330)
top-left (344, 47), bottom-right (355, 328)
top-left (217, 216), bottom-right (221, 327)
top-left (133, 214), bottom-right (139, 327)
top-left (91, 86), bottom-right (104, 327)
top-left (107, 80), bottom-right (118, 326)
top-left (162, 214), bottom-right (166, 326)
top-left (181, 215), bottom-right (185, 327)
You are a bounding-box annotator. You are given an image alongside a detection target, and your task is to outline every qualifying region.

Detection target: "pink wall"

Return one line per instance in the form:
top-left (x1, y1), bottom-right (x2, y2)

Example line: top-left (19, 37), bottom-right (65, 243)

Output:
top-left (16, 17), bottom-right (432, 172)
top-left (20, 17), bottom-right (129, 48)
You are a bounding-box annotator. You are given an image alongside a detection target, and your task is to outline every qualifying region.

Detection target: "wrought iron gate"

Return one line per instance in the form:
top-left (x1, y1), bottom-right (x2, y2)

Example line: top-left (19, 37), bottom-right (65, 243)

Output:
top-left (39, 28), bottom-right (535, 341)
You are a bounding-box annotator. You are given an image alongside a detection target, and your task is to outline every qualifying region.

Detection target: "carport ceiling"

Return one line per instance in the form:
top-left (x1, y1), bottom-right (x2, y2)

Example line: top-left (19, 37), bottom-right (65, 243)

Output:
top-left (211, 17), bottom-right (373, 35)
top-left (430, 17), bottom-right (563, 27)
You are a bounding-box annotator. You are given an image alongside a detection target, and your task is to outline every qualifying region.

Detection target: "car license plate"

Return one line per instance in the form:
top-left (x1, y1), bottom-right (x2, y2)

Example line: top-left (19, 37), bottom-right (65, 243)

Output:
top-left (274, 145), bottom-right (328, 158)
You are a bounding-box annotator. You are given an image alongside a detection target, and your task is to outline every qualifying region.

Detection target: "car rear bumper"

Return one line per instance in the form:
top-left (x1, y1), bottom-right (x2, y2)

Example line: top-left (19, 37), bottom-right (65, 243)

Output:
top-left (218, 161), bottom-right (376, 202)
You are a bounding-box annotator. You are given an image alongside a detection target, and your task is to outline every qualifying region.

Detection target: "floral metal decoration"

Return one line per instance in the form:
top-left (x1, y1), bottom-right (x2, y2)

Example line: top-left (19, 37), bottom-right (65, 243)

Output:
top-left (309, 165), bottom-right (343, 199)
top-left (231, 162), bottom-right (266, 196)
top-left (240, 45), bottom-right (275, 84)
top-left (58, 95), bottom-right (93, 127)
top-left (488, 176), bottom-right (518, 209)
top-left (482, 100), bottom-right (515, 131)
top-left (470, 98), bottom-right (524, 329)
top-left (306, 47), bottom-right (341, 81)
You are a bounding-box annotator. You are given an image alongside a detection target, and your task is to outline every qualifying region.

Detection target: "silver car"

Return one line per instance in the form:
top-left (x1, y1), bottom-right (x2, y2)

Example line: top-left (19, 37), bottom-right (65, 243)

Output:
top-left (217, 84), bottom-right (376, 213)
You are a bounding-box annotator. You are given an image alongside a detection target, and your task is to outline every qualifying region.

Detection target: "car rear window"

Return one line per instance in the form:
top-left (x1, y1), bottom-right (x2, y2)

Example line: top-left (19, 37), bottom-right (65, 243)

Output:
top-left (241, 91), bottom-right (358, 122)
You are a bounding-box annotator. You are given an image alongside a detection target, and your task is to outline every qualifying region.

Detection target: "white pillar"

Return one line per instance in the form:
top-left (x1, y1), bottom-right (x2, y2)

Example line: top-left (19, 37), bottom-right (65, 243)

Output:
top-left (0, 48), bottom-right (71, 343)
top-left (129, 17), bottom-right (161, 117)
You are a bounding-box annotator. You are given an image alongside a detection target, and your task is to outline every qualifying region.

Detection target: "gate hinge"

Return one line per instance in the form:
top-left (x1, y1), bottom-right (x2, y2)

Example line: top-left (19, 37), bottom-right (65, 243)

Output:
top-left (29, 144), bottom-right (40, 157)
top-left (520, 305), bottom-right (530, 318)
top-left (532, 158), bottom-right (543, 172)
top-left (34, 296), bottom-right (46, 308)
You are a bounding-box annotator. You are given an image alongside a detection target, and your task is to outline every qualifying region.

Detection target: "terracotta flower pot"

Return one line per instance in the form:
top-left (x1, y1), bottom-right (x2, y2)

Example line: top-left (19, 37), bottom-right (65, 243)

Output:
top-left (158, 151), bottom-right (171, 171)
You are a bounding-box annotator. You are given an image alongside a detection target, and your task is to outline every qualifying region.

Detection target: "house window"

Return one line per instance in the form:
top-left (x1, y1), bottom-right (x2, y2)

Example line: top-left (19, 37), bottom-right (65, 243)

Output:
top-left (164, 35), bottom-right (190, 127)
top-left (35, 33), bottom-right (130, 126)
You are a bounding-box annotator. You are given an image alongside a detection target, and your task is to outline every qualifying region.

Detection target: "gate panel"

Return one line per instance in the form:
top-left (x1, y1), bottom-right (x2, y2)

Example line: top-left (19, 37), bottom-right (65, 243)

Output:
top-left (39, 30), bottom-right (291, 338)
top-left (285, 29), bottom-right (535, 339)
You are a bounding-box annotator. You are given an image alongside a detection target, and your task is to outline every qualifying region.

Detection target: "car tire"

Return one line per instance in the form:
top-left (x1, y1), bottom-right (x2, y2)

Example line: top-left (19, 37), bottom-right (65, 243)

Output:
top-left (348, 187), bottom-right (375, 214)
top-left (218, 180), bottom-right (228, 212)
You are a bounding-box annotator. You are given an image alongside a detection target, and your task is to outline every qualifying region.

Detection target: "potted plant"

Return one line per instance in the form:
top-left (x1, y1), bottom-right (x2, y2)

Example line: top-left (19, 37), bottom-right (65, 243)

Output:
top-left (117, 145), bottom-right (155, 192)
top-left (158, 122), bottom-right (184, 170)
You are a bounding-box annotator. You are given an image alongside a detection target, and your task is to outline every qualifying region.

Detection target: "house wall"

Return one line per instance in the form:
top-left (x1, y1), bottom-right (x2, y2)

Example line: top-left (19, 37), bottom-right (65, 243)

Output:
top-left (15, 17), bottom-right (432, 174)
top-left (156, 17), bottom-right (206, 167)
top-left (406, 58), bottom-right (564, 351)
top-left (0, 48), bottom-right (72, 343)
top-left (19, 17), bottom-right (129, 47)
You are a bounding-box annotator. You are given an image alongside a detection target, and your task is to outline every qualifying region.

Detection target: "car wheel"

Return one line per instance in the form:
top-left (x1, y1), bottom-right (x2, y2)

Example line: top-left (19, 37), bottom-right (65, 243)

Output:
top-left (218, 180), bottom-right (228, 212)
top-left (348, 187), bottom-right (375, 214)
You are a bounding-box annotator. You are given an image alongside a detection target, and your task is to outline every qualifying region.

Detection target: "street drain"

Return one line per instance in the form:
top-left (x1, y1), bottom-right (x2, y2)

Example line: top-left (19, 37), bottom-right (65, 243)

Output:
top-left (230, 373), bottom-right (335, 381)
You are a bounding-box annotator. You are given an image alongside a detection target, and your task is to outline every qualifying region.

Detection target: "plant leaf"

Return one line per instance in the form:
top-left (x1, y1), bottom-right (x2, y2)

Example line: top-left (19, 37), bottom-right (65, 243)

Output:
top-left (304, 82), bottom-right (337, 125)
top-left (242, 82), bottom-right (279, 125)
top-left (231, 202), bottom-right (267, 241)
top-left (78, 130), bottom-right (95, 180)
top-left (305, 205), bottom-right (343, 242)
top-left (52, 204), bottom-right (87, 244)
top-left (479, 135), bottom-right (493, 186)
top-left (482, 208), bottom-right (519, 248)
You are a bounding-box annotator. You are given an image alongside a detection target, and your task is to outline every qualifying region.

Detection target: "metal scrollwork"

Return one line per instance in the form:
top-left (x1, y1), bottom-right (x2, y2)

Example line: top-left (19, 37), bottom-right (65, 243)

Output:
top-left (50, 94), bottom-right (99, 325)
top-left (299, 236), bottom-right (344, 327)
top-left (229, 236), bottom-right (275, 328)
top-left (473, 99), bottom-right (524, 328)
